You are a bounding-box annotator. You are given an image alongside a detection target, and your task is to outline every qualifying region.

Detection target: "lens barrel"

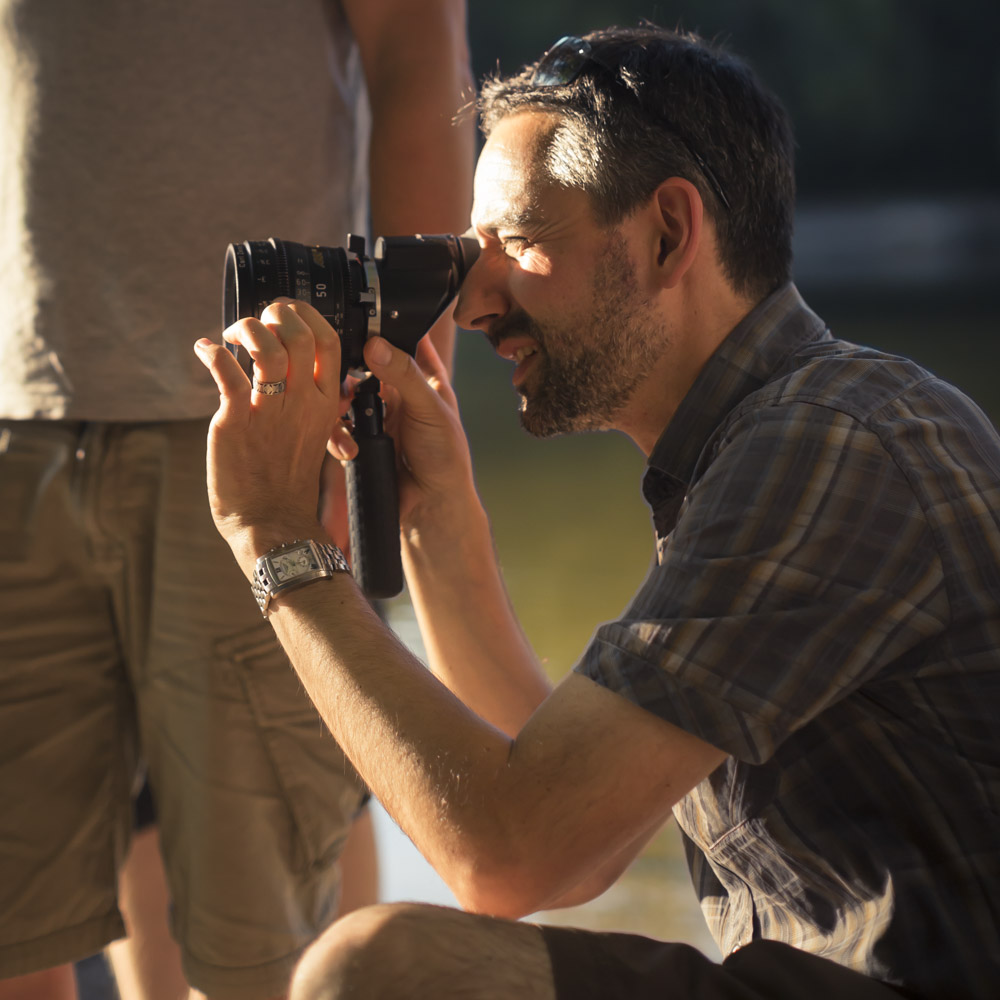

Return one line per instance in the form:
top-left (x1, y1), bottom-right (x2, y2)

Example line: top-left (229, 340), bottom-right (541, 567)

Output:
top-left (224, 236), bottom-right (368, 377)
top-left (223, 234), bottom-right (479, 379)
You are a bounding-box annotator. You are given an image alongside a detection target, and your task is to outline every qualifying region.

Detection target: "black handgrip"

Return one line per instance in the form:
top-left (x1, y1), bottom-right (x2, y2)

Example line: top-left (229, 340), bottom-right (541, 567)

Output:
top-left (346, 378), bottom-right (403, 599)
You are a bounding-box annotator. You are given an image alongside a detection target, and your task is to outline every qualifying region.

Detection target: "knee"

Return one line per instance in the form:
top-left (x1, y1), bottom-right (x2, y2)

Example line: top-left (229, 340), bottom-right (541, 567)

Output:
top-left (289, 903), bottom-right (429, 1000)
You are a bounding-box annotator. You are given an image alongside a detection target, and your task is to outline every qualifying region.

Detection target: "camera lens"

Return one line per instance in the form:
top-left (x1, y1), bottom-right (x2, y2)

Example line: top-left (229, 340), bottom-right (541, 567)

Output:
top-left (224, 237), bottom-right (370, 376)
top-left (223, 233), bottom-right (480, 378)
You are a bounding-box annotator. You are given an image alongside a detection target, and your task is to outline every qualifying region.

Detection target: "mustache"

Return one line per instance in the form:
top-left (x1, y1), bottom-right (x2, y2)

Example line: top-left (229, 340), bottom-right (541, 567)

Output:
top-left (485, 309), bottom-right (546, 353)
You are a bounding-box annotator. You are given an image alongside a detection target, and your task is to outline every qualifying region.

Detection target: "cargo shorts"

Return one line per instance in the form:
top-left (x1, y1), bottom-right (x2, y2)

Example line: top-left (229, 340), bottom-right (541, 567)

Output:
top-left (0, 419), bottom-right (367, 999)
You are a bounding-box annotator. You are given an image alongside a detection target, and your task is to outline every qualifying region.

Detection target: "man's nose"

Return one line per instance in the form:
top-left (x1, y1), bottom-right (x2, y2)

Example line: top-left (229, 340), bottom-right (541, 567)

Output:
top-left (454, 251), bottom-right (509, 333)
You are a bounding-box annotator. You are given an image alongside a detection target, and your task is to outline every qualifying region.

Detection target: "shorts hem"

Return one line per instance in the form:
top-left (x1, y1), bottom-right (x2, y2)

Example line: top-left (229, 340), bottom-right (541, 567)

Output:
top-left (0, 912), bottom-right (125, 978)
top-left (183, 947), bottom-right (305, 1000)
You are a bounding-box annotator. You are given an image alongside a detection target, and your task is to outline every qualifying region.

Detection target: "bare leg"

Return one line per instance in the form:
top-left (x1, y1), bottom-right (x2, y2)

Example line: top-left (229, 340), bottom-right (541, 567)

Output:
top-left (334, 807), bottom-right (378, 918)
top-left (189, 812), bottom-right (376, 1000)
top-left (289, 903), bottom-right (556, 1000)
top-left (107, 808), bottom-right (374, 1000)
top-left (106, 828), bottom-right (187, 1000)
top-left (183, 808), bottom-right (377, 1000)
top-left (0, 966), bottom-right (77, 1000)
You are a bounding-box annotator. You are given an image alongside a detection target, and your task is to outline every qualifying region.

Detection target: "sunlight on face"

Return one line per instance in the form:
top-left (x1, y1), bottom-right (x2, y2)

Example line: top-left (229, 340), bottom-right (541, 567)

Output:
top-left (472, 113), bottom-right (665, 437)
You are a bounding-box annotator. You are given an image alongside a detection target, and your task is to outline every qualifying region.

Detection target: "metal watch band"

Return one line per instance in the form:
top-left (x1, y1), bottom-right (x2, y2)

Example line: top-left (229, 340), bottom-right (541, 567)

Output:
top-left (252, 539), bottom-right (350, 617)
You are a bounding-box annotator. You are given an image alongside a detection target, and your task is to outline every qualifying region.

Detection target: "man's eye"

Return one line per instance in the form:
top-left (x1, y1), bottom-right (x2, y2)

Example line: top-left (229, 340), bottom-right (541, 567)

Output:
top-left (500, 236), bottom-right (530, 257)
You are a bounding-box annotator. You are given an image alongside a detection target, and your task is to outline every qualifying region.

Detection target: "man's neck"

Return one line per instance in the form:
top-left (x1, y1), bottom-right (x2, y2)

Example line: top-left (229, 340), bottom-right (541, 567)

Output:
top-left (617, 283), bottom-right (758, 456)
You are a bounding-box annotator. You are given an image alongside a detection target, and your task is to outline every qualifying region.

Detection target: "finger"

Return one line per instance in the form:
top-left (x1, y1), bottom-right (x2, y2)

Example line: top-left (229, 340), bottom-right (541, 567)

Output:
top-left (260, 301), bottom-right (318, 393)
top-left (283, 299), bottom-right (343, 399)
top-left (194, 339), bottom-right (251, 422)
top-left (376, 381), bottom-right (405, 443)
top-left (340, 372), bottom-right (361, 419)
top-left (327, 419), bottom-right (358, 461)
top-left (363, 337), bottom-right (446, 426)
top-left (222, 317), bottom-right (288, 383)
top-left (318, 455), bottom-right (352, 556)
top-left (415, 337), bottom-right (459, 411)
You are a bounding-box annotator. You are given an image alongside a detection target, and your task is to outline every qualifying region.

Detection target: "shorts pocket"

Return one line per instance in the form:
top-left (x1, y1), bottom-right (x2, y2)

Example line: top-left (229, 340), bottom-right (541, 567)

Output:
top-left (214, 623), bottom-right (368, 874)
top-left (0, 422), bottom-right (69, 561)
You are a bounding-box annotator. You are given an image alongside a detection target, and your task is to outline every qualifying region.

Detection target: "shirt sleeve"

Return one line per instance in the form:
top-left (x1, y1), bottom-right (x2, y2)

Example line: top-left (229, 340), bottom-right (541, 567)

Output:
top-left (575, 400), bottom-right (948, 764)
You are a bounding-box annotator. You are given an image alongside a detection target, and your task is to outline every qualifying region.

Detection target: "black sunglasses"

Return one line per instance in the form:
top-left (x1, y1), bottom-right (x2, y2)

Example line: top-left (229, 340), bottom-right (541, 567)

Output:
top-left (531, 35), bottom-right (732, 212)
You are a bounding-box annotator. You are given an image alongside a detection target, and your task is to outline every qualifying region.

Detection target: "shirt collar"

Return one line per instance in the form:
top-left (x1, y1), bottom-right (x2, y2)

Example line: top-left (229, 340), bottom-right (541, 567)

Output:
top-left (642, 283), bottom-right (830, 534)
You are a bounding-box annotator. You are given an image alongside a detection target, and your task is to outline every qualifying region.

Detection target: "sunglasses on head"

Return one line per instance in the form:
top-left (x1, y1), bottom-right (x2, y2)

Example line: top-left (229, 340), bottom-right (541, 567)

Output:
top-left (530, 35), bottom-right (732, 212)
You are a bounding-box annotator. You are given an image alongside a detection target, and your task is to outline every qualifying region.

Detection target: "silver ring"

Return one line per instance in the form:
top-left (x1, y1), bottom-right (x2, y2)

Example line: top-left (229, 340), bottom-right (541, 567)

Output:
top-left (252, 377), bottom-right (286, 396)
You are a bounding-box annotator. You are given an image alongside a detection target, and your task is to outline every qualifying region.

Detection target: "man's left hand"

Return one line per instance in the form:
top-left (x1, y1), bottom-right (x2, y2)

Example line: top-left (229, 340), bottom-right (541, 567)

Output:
top-left (193, 299), bottom-right (354, 572)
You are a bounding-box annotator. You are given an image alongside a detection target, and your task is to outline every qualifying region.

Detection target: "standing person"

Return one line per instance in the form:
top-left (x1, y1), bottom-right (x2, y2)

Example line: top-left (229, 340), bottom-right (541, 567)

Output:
top-left (0, 2), bottom-right (474, 999)
top-left (195, 25), bottom-right (999, 1000)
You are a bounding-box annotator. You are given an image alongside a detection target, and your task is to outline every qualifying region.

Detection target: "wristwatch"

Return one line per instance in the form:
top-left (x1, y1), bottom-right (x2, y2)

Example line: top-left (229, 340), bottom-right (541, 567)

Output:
top-left (251, 539), bottom-right (350, 617)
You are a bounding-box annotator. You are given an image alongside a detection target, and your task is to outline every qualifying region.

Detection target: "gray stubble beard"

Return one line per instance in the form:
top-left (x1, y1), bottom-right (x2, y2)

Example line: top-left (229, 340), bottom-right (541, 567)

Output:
top-left (518, 230), bottom-right (664, 439)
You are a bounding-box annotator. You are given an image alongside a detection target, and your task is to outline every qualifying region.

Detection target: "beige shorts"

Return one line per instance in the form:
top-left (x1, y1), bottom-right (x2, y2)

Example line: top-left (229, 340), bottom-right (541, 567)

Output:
top-left (0, 419), bottom-right (366, 998)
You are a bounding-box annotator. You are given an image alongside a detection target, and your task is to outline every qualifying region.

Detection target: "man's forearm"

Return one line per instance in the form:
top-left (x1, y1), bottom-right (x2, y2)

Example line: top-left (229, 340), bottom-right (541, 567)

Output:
top-left (257, 560), bottom-right (677, 920)
top-left (257, 554), bottom-right (527, 910)
top-left (402, 490), bottom-right (552, 738)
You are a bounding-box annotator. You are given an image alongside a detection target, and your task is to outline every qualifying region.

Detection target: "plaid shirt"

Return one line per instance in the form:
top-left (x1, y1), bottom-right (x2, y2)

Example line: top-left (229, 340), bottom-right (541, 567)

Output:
top-left (577, 284), bottom-right (1000, 998)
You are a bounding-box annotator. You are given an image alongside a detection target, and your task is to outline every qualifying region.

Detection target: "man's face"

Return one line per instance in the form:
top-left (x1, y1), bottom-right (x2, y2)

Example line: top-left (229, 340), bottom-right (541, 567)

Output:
top-left (455, 112), bottom-right (663, 437)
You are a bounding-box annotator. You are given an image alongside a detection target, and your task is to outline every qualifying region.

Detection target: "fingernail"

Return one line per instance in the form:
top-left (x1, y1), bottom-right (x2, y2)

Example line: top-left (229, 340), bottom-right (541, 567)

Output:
top-left (367, 337), bottom-right (391, 366)
top-left (194, 338), bottom-right (212, 353)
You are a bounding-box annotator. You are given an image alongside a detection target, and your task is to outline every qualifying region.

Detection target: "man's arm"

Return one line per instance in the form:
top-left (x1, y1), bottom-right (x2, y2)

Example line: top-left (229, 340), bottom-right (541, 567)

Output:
top-left (344, 0), bottom-right (475, 369)
top-left (195, 304), bottom-right (727, 918)
top-left (268, 589), bottom-right (724, 916)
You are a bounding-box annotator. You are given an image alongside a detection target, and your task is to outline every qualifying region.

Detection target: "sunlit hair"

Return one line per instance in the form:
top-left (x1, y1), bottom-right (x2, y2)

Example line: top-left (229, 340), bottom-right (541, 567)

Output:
top-left (478, 25), bottom-right (796, 301)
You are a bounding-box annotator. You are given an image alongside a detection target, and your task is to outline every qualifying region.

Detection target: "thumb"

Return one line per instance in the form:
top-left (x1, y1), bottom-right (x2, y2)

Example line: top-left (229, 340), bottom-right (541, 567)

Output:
top-left (363, 337), bottom-right (440, 420)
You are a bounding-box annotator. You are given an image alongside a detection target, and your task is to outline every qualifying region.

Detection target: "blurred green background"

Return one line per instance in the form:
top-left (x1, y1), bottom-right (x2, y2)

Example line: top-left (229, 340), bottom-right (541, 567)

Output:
top-left (393, 0), bottom-right (1000, 949)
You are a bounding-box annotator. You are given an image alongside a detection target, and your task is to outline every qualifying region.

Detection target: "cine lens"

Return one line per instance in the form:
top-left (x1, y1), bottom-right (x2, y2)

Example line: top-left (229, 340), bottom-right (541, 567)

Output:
top-left (224, 237), bottom-right (368, 376)
top-left (223, 233), bottom-right (480, 379)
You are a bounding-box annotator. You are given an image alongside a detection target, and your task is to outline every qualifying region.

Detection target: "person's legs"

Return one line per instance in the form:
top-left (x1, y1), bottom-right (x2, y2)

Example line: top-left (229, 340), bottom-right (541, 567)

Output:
top-left (105, 794), bottom-right (375, 1000)
top-left (331, 807), bottom-right (378, 919)
top-left (0, 422), bottom-right (135, 988)
top-left (540, 927), bottom-right (919, 1000)
top-left (290, 905), bottom-right (922, 1000)
top-left (0, 967), bottom-right (78, 1000)
top-left (290, 903), bottom-right (556, 1000)
top-left (106, 823), bottom-right (187, 1000)
top-left (136, 420), bottom-right (369, 1000)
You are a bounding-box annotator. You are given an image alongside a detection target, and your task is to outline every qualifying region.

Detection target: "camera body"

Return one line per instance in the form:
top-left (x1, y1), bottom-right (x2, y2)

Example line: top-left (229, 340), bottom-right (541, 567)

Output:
top-left (222, 233), bottom-right (479, 598)
top-left (224, 233), bottom-right (479, 378)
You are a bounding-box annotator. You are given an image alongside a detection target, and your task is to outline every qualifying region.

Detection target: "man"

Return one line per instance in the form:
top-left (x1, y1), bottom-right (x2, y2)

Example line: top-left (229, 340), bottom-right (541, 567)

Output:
top-left (0, 2), bottom-right (472, 998)
top-left (194, 26), bottom-right (1000, 1000)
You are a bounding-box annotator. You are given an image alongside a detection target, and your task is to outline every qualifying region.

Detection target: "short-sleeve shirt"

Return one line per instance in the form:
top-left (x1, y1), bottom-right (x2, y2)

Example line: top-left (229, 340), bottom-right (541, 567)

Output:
top-left (576, 284), bottom-right (1000, 998)
top-left (0, 0), bottom-right (370, 421)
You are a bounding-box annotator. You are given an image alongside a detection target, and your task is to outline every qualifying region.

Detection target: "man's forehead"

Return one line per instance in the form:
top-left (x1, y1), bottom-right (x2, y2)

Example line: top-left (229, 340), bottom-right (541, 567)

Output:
top-left (472, 112), bottom-right (562, 231)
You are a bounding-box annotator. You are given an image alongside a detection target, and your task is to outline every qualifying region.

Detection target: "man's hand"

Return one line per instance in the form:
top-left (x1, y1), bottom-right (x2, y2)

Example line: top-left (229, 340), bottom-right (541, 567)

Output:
top-left (193, 299), bottom-right (354, 570)
top-left (195, 300), bottom-right (476, 573)
top-left (360, 333), bottom-right (476, 533)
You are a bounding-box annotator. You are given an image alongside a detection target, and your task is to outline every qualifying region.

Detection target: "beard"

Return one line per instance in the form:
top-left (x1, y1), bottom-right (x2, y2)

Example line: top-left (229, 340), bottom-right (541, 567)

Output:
top-left (489, 231), bottom-right (663, 438)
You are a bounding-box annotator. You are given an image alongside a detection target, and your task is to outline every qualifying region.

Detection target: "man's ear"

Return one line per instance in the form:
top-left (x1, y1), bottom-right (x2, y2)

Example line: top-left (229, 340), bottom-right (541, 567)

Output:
top-left (648, 177), bottom-right (703, 289)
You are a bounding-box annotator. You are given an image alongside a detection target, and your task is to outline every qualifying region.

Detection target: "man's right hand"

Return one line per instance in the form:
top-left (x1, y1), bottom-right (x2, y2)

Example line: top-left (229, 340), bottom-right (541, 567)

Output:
top-left (361, 334), bottom-right (478, 535)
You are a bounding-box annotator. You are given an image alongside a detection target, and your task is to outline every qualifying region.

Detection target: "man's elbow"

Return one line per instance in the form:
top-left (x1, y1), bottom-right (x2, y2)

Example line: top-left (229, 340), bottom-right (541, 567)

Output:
top-left (445, 852), bottom-right (590, 920)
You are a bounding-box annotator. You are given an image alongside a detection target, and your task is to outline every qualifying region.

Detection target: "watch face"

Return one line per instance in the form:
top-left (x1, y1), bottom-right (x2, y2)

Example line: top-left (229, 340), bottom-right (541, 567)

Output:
top-left (271, 546), bottom-right (319, 582)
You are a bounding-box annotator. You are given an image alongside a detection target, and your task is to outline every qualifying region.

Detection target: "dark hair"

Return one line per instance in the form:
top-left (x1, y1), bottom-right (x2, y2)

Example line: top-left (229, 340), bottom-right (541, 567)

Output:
top-left (478, 25), bottom-right (796, 300)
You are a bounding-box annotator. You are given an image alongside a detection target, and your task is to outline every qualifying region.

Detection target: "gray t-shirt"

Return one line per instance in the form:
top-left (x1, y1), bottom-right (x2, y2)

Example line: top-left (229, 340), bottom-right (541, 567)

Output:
top-left (0, 0), bottom-right (370, 420)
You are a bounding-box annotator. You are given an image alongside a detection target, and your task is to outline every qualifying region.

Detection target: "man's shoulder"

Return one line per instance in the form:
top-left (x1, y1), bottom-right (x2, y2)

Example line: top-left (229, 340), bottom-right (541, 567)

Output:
top-left (721, 336), bottom-right (999, 461)
top-left (751, 337), bottom-right (939, 423)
